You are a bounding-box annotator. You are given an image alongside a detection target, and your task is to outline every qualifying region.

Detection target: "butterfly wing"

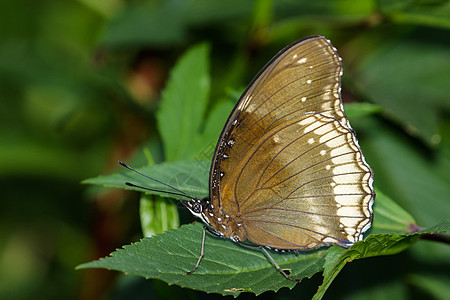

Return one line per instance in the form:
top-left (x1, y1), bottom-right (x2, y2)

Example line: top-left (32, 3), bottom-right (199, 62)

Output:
top-left (210, 36), bottom-right (374, 250)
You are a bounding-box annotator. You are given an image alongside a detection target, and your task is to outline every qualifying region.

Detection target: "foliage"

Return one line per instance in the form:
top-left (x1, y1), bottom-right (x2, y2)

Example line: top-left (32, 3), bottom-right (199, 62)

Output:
top-left (1, 0), bottom-right (449, 299)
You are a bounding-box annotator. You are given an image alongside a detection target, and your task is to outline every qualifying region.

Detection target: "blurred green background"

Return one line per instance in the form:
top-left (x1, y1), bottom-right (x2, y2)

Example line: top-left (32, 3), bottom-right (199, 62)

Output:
top-left (0, 0), bottom-right (449, 299)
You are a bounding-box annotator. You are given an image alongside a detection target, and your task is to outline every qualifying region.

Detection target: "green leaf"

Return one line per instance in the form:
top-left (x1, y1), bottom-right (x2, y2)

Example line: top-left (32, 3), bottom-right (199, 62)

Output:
top-left (314, 220), bottom-right (450, 299)
top-left (157, 43), bottom-right (211, 161)
top-left (140, 194), bottom-right (180, 237)
top-left (100, 2), bottom-right (186, 47)
top-left (194, 100), bottom-right (236, 161)
top-left (354, 35), bottom-right (450, 144)
top-left (77, 212), bottom-right (449, 298)
top-left (371, 189), bottom-right (416, 234)
top-left (77, 222), bottom-right (326, 296)
top-left (82, 160), bottom-right (209, 200)
top-left (313, 246), bottom-right (346, 300)
top-left (378, 0), bottom-right (450, 29)
top-left (343, 102), bottom-right (383, 120)
top-left (99, 0), bottom-right (254, 48)
top-left (358, 117), bottom-right (450, 227)
top-left (408, 273), bottom-right (450, 300)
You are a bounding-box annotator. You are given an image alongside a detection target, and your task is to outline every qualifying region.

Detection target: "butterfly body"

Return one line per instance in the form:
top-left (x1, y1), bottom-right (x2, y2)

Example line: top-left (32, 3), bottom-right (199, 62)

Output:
top-left (182, 35), bottom-right (374, 252)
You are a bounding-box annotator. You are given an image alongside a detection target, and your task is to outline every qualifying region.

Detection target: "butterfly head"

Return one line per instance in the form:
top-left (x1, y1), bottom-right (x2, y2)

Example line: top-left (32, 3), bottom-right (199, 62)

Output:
top-left (182, 197), bottom-right (249, 242)
top-left (181, 198), bottom-right (215, 228)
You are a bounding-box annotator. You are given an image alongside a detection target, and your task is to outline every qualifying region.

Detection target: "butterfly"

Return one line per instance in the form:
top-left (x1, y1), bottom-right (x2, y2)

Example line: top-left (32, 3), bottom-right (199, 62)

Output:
top-left (121, 35), bottom-right (374, 281)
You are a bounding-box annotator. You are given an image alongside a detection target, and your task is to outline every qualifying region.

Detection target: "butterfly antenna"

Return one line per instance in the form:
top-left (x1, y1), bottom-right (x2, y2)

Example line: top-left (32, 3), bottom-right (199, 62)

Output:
top-left (123, 182), bottom-right (192, 199)
top-left (118, 161), bottom-right (192, 199)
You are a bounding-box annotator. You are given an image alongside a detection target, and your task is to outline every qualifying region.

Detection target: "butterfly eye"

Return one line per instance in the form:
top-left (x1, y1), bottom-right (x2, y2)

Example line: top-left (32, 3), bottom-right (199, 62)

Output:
top-left (192, 202), bottom-right (201, 213)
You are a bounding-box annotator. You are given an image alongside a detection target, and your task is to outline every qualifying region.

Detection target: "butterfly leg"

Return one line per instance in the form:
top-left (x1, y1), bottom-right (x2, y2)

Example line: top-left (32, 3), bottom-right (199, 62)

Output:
top-left (260, 247), bottom-right (301, 282)
top-left (186, 225), bottom-right (206, 275)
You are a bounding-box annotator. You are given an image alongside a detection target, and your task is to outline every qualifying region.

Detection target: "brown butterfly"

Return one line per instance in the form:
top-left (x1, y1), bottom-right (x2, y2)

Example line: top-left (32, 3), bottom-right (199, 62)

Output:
top-left (121, 35), bottom-right (374, 281)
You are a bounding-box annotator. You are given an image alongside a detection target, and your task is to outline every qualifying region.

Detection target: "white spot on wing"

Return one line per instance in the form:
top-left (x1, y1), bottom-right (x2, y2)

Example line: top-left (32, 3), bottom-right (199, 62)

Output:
top-left (340, 217), bottom-right (360, 228)
top-left (330, 145), bottom-right (351, 158)
top-left (298, 115), bottom-right (316, 126)
top-left (334, 184), bottom-right (357, 194)
top-left (314, 123), bottom-right (333, 135)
